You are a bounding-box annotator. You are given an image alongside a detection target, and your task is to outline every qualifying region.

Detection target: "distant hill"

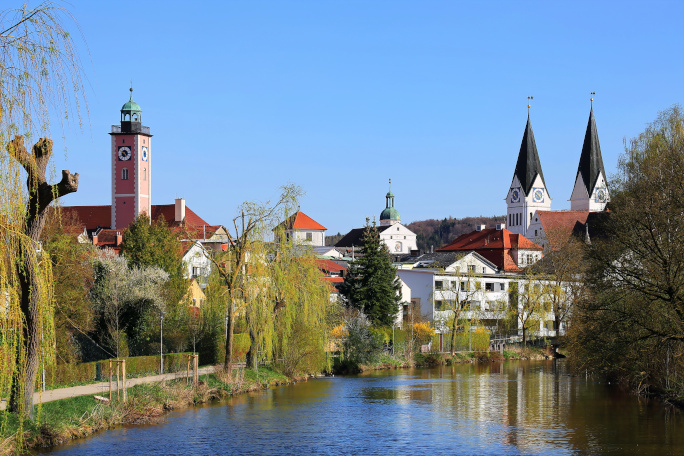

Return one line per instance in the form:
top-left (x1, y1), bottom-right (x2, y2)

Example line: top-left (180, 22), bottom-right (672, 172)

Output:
top-left (406, 216), bottom-right (505, 252)
top-left (325, 215), bottom-right (505, 251)
top-left (325, 232), bottom-right (345, 246)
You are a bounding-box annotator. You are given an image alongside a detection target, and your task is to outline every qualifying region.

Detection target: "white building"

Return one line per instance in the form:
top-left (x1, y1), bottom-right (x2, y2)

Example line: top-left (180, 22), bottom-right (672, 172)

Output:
top-left (335, 180), bottom-right (417, 257)
top-left (397, 251), bottom-right (569, 338)
top-left (278, 211), bottom-right (327, 247)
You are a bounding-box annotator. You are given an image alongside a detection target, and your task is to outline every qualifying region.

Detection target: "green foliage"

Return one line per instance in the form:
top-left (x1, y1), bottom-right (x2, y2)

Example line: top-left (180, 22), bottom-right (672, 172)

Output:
top-left (570, 105), bottom-right (684, 399)
top-left (341, 311), bottom-right (384, 365)
top-left (120, 213), bottom-right (184, 277)
top-left (339, 220), bottom-right (401, 326)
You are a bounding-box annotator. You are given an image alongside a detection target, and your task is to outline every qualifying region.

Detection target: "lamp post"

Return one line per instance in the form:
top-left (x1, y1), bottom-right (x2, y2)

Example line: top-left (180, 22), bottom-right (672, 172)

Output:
top-left (160, 312), bottom-right (164, 374)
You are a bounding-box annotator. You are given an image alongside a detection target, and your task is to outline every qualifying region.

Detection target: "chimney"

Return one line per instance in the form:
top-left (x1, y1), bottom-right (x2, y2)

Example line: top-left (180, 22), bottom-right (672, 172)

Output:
top-left (175, 198), bottom-right (186, 224)
top-left (116, 231), bottom-right (123, 246)
top-left (496, 223), bottom-right (506, 230)
top-left (475, 224), bottom-right (486, 232)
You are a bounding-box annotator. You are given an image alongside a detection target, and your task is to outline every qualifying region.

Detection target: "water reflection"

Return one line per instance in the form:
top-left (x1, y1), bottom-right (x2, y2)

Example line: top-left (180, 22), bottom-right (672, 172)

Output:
top-left (40, 360), bottom-right (682, 455)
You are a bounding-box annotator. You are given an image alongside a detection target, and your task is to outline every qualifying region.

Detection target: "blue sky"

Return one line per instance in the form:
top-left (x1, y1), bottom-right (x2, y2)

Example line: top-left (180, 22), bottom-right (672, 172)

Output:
top-left (49, 0), bottom-right (684, 235)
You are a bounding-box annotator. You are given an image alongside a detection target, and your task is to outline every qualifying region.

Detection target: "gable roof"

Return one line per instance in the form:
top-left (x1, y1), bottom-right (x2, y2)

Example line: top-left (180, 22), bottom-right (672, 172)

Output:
top-left (280, 211), bottom-right (327, 231)
top-left (576, 108), bottom-right (607, 196)
top-left (514, 114), bottom-right (548, 196)
top-left (334, 228), bottom-right (367, 248)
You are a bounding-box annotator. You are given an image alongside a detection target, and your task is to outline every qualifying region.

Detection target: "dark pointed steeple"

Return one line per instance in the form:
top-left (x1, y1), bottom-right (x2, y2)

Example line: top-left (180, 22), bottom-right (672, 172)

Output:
top-left (576, 107), bottom-right (606, 196)
top-left (514, 114), bottom-right (547, 196)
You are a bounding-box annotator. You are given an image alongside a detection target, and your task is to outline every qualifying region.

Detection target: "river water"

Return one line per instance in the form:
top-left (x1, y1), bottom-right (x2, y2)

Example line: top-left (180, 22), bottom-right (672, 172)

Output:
top-left (39, 360), bottom-right (683, 455)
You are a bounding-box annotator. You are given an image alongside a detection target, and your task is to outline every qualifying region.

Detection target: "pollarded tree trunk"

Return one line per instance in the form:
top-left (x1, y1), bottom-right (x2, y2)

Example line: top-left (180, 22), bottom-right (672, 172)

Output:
top-left (224, 299), bottom-right (235, 371)
top-left (7, 136), bottom-right (78, 418)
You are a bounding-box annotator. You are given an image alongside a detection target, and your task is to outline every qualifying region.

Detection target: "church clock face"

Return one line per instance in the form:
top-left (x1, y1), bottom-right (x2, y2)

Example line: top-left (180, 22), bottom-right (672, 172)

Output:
top-left (511, 189), bottom-right (520, 203)
top-left (596, 188), bottom-right (607, 203)
top-left (141, 146), bottom-right (148, 161)
top-left (118, 146), bottom-right (131, 161)
top-left (532, 188), bottom-right (545, 203)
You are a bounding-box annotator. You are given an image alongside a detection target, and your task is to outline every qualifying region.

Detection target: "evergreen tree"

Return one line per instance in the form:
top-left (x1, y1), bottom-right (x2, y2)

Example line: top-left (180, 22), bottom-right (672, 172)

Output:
top-left (339, 219), bottom-right (401, 326)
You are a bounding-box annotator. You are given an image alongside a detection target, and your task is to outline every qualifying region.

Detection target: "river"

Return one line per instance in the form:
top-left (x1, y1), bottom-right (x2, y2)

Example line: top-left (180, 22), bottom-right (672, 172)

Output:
top-left (38, 360), bottom-right (683, 455)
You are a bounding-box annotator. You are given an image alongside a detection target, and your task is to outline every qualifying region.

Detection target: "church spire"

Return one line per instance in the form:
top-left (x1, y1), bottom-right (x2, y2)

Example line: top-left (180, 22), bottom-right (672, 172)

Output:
top-left (577, 105), bottom-right (606, 198)
top-left (570, 96), bottom-right (609, 211)
top-left (514, 112), bottom-right (548, 196)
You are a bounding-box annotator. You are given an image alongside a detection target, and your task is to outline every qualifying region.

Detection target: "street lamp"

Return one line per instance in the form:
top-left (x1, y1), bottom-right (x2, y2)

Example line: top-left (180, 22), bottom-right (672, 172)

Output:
top-left (160, 311), bottom-right (164, 374)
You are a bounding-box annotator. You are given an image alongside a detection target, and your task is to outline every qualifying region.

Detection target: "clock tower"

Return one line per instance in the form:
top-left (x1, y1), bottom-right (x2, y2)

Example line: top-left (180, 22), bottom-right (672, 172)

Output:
top-left (505, 112), bottom-right (551, 237)
top-left (570, 104), bottom-right (609, 211)
top-left (110, 88), bottom-right (152, 229)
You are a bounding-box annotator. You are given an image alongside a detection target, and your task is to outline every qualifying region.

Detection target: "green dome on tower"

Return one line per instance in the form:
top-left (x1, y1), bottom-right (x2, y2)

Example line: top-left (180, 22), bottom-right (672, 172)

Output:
top-left (120, 87), bottom-right (142, 123)
top-left (380, 206), bottom-right (400, 221)
top-left (380, 179), bottom-right (400, 223)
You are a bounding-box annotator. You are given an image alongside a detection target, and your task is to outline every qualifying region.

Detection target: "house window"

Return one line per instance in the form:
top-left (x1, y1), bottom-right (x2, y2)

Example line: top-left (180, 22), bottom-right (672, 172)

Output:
top-left (404, 236), bottom-right (406, 239)
top-left (534, 229), bottom-right (538, 236)
top-left (122, 168), bottom-right (128, 180)
top-left (461, 281), bottom-right (467, 291)
top-left (482, 267), bottom-right (486, 273)
top-left (306, 232), bottom-right (313, 241)
top-left (530, 212), bottom-right (533, 223)
top-left (500, 283), bottom-right (506, 291)
top-left (435, 300), bottom-right (444, 311)
top-left (397, 227), bottom-right (400, 231)
top-left (468, 265), bottom-right (475, 272)
top-left (192, 299), bottom-right (197, 306)
top-left (485, 283), bottom-right (494, 292)
top-left (435, 280), bottom-right (443, 290)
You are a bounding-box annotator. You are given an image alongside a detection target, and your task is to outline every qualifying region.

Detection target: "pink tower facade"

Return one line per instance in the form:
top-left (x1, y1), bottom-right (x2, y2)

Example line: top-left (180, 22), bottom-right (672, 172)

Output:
top-left (110, 89), bottom-right (153, 230)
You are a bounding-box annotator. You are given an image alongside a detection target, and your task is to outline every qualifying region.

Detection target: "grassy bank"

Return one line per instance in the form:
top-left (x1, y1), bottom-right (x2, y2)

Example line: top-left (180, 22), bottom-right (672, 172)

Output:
top-left (0, 367), bottom-right (293, 455)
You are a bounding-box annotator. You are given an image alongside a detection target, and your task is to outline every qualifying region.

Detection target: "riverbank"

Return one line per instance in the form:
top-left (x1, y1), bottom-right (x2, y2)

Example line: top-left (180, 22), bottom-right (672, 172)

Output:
top-left (0, 367), bottom-right (297, 455)
top-left (336, 346), bottom-right (552, 374)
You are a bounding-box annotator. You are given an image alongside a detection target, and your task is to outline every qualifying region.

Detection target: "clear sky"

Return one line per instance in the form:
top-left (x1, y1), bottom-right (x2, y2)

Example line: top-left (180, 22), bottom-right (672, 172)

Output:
top-left (49, 0), bottom-right (684, 236)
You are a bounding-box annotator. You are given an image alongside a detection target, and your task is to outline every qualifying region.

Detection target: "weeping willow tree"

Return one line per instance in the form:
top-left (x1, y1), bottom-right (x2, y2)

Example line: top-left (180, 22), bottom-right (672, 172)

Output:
top-left (210, 185), bottom-right (301, 371)
top-left (0, 2), bottom-right (87, 421)
top-left (211, 185), bottom-right (333, 374)
top-left (269, 233), bottom-right (331, 375)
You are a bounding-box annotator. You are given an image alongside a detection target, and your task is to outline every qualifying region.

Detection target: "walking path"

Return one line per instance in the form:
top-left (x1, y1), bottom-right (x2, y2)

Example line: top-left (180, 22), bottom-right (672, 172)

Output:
top-left (0, 364), bottom-right (232, 411)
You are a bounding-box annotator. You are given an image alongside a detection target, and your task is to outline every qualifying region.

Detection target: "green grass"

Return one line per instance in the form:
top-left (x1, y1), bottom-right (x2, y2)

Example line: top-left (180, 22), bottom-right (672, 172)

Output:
top-left (0, 366), bottom-right (294, 453)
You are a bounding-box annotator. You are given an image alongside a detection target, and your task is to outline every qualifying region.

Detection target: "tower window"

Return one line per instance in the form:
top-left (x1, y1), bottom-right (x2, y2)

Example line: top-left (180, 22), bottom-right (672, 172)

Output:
top-left (530, 212), bottom-right (533, 223)
top-left (122, 168), bottom-right (129, 180)
top-left (143, 168), bottom-right (147, 181)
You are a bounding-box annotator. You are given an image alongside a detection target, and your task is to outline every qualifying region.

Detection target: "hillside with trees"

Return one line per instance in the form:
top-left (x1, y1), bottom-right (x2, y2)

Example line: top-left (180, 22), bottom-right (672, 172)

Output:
top-left (326, 215), bottom-right (505, 251)
top-left (406, 216), bottom-right (505, 252)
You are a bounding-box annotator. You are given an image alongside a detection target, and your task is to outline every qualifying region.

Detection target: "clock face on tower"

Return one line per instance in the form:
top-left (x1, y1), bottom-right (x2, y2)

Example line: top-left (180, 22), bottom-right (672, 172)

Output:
top-left (142, 146), bottom-right (148, 161)
top-left (532, 188), bottom-right (545, 203)
top-left (596, 188), bottom-right (607, 203)
top-left (118, 146), bottom-right (131, 161)
top-left (511, 189), bottom-right (520, 203)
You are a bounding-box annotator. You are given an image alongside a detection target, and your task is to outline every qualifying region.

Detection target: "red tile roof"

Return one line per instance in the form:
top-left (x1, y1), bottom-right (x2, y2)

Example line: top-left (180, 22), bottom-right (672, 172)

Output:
top-left (62, 204), bottom-right (210, 231)
top-left (323, 277), bottom-right (344, 283)
top-left (62, 206), bottom-right (111, 229)
top-left (535, 211), bottom-right (590, 250)
top-left (436, 228), bottom-right (542, 272)
top-left (150, 204), bottom-right (209, 228)
top-left (437, 228), bottom-right (542, 253)
top-left (280, 211), bottom-right (327, 231)
top-left (315, 259), bottom-right (347, 274)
